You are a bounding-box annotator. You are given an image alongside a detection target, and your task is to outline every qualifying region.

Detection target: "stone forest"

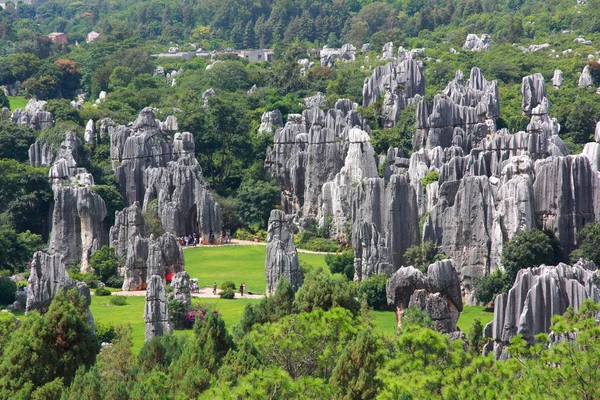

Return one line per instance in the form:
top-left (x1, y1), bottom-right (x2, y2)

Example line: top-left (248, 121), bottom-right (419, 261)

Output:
top-left (2, 0), bottom-right (600, 398)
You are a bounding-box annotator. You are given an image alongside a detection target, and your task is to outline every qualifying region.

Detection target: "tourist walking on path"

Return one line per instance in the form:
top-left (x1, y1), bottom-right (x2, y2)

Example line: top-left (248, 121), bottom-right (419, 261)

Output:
top-left (213, 282), bottom-right (217, 295)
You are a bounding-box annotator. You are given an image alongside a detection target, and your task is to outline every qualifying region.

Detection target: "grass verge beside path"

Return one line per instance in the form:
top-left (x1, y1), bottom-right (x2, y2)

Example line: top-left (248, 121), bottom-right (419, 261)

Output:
top-left (184, 245), bottom-right (327, 295)
top-left (8, 96), bottom-right (27, 111)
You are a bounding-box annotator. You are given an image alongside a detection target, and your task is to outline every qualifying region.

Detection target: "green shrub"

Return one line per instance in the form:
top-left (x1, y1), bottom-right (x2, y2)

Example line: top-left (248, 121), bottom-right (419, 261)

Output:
top-left (96, 323), bottom-right (117, 346)
top-left (106, 275), bottom-right (124, 289)
top-left (0, 277), bottom-right (17, 305)
top-left (325, 251), bottom-right (355, 280)
top-left (219, 289), bottom-right (235, 299)
top-left (420, 171), bottom-right (440, 193)
top-left (89, 246), bottom-right (119, 283)
top-left (109, 296), bottom-right (127, 306)
top-left (221, 281), bottom-right (236, 291)
top-left (95, 286), bottom-right (111, 296)
top-left (473, 269), bottom-right (509, 305)
top-left (358, 273), bottom-right (388, 309)
top-left (295, 235), bottom-right (341, 252)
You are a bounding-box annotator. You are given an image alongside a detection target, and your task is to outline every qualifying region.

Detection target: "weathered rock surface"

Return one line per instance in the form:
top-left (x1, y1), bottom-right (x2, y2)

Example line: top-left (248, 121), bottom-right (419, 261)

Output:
top-left (552, 69), bottom-right (563, 89)
top-left (145, 274), bottom-right (170, 341)
top-left (578, 65), bottom-right (593, 88)
top-left (363, 57), bottom-right (425, 127)
top-left (172, 271), bottom-right (191, 307)
top-left (265, 210), bottom-right (302, 294)
top-left (386, 259), bottom-right (463, 333)
top-left (265, 99), bottom-right (370, 221)
top-left (484, 260), bottom-right (600, 358)
top-left (13, 98), bottom-right (54, 130)
top-left (26, 251), bottom-right (95, 330)
top-left (258, 109), bottom-right (284, 135)
top-left (462, 34), bottom-right (491, 52)
top-left (84, 119), bottom-right (95, 146)
top-left (109, 108), bottom-right (221, 242)
top-left (109, 202), bottom-right (145, 265)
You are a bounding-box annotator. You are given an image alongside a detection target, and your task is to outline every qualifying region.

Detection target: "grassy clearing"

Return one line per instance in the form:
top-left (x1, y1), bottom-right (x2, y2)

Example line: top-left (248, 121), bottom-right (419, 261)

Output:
top-left (457, 306), bottom-right (494, 332)
top-left (183, 245), bottom-right (327, 295)
top-left (8, 96), bottom-right (27, 111)
top-left (89, 295), bottom-right (146, 353)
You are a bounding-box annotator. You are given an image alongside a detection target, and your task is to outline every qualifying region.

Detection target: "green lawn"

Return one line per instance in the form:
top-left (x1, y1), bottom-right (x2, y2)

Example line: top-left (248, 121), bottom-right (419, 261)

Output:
top-left (8, 96), bottom-right (27, 111)
top-left (183, 245), bottom-right (327, 295)
top-left (372, 305), bottom-right (494, 339)
top-left (90, 295), bottom-right (147, 353)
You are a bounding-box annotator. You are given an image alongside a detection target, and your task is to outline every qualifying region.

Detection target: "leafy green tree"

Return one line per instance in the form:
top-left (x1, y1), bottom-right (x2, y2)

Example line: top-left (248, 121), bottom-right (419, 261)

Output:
top-left (7, 52), bottom-right (40, 82)
top-left (330, 328), bottom-right (384, 399)
top-left (294, 267), bottom-right (360, 316)
top-left (473, 268), bottom-right (507, 304)
top-left (325, 251), bottom-right (355, 280)
top-left (23, 75), bottom-right (59, 99)
top-left (570, 222), bottom-right (600, 265)
top-left (0, 277), bottom-right (16, 305)
top-left (358, 273), bottom-right (388, 309)
top-left (0, 121), bottom-right (35, 162)
top-left (401, 306), bottom-right (434, 330)
top-left (250, 308), bottom-right (359, 380)
top-left (404, 241), bottom-right (444, 273)
top-left (0, 225), bottom-right (45, 274)
top-left (0, 289), bottom-right (97, 396)
top-left (108, 66), bottom-right (133, 91)
top-left (501, 228), bottom-right (555, 284)
top-left (89, 246), bottom-right (119, 283)
top-left (236, 178), bottom-right (280, 229)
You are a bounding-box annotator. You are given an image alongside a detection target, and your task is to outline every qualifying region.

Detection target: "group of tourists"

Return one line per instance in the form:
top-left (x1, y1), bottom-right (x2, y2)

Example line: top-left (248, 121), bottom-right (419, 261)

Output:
top-left (179, 230), bottom-right (233, 246)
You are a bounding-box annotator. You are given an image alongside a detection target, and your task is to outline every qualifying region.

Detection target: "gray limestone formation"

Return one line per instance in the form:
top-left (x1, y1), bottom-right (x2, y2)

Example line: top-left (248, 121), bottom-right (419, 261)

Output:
top-left (109, 202), bottom-right (145, 265)
top-left (202, 88), bottom-right (216, 106)
top-left (350, 174), bottom-right (420, 280)
top-left (12, 98), bottom-right (54, 130)
top-left (265, 99), bottom-right (370, 221)
top-left (386, 260), bottom-right (463, 333)
top-left (462, 34), bottom-right (491, 52)
top-left (160, 115), bottom-right (179, 132)
top-left (363, 57), bottom-right (425, 127)
top-left (123, 232), bottom-right (185, 291)
top-left (340, 43), bottom-right (357, 62)
top-left (578, 65), bottom-right (593, 88)
top-left (145, 274), bottom-right (170, 341)
top-left (265, 210), bottom-right (302, 294)
top-left (84, 119), bottom-right (95, 146)
top-left (381, 42), bottom-right (395, 60)
top-left (108, 108), bottom-right (221, 242)
top-left (303, 92), bottom-right (328, 109)
top-left (361, 43), bottom-right (371, 52)
top-left (414, 68), bottom-right (499, 153)
top-left (26, 251), bottom-right (95, 331)
top-left (552, 69), bottom-right (563, 89)
top-left (258, 110), bottom-right (284, 135)
top-left (172, 271), bottom-right (192, 307)
top-left (484, 260), bottom-right (600, 359)
top-left (28, 140), bottom-right (56, 167)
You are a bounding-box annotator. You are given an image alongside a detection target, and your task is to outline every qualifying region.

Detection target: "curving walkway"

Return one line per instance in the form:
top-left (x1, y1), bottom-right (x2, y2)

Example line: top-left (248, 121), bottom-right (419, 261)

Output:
top-left (112, 287), bottom-right (265, 299)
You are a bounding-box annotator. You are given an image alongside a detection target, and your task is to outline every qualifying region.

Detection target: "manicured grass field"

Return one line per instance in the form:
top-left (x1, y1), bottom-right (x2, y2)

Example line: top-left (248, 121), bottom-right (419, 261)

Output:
top-left (90, 295), bottom-right (147, 353)
top-left (8, 96), bottom-right (28, 111)
top-left (183, 245), bottom-right (327, 295)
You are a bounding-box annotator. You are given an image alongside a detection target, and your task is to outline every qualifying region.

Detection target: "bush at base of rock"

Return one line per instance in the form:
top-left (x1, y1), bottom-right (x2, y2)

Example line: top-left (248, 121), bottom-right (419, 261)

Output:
top-left (221, 281), bottom-right (236, 291)
top-left (219, 289), bottom-right (235, 299)
top-left (106, 275), bottom-right (124, 289)
top-left (95, 286), bottom-right (112, 296)
top-left (109, 296), bottom-right (127, 306)
top-left (0, 277), bottom-right (17, 305)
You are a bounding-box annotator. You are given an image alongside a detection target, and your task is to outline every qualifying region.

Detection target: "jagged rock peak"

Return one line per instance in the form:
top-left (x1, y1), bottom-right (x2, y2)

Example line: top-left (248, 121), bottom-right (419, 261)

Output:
top-left (265, 210), bottom-right (302, 294)
top-left (109, 201), bottom-right (145, 265)
top-left (386, 259), bottom-right (462, 333)
top-left (552, 70), bottom-right (563, 89)
top-left (578, 65), bottom-right (593, 88)
top-left (172, 271), bottom-right (192, 308)
top-left (463, 34), bottom-right (491, 52)
top-left (484, 260), bottom-right (600, 359)
top-left (258, 109), bottom-right (284, 135)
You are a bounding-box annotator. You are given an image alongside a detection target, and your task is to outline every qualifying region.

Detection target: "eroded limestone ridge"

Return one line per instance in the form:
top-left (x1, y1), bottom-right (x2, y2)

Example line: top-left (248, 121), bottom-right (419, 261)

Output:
top-left (108, 108), bottom-right (222, 243)
top-left (265, 209), bottom-right (302, 294)
top-left (484, 260), bottom-right (600, 360)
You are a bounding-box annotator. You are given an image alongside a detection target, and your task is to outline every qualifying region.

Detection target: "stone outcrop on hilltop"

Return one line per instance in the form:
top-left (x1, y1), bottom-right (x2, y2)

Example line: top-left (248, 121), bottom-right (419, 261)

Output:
top-left (265, 210), bottom-right (302, 294)
top-left (108, 108), bottom-right (222, 243)
top-left (414, 68), bottom-right (499, 154)
top-left (258, 110), bottom-right (284, 135)
top-left (463, 34), bottom-right (491, 52)
top-left (386, 259), bottom-right (463, 333)
top-left (265, 99), bottom-right (370, 221)
top-left (363, 48), bottom-right (425, 128)
top-left (12, 98), bottom-right (54, 130)
top-left (552, 69), bottom-right (563, 89)
top-left (484, 260), bottom-right (600, 359)
top-left (578, 65), bottom-right (593, 88)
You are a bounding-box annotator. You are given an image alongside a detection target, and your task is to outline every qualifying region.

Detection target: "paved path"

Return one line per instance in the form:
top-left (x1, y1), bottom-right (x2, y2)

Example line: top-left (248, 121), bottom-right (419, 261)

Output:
top-left (112, 287), bottom-right (265, 299)
top-left (182, 239), bottom-right (335, 255)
